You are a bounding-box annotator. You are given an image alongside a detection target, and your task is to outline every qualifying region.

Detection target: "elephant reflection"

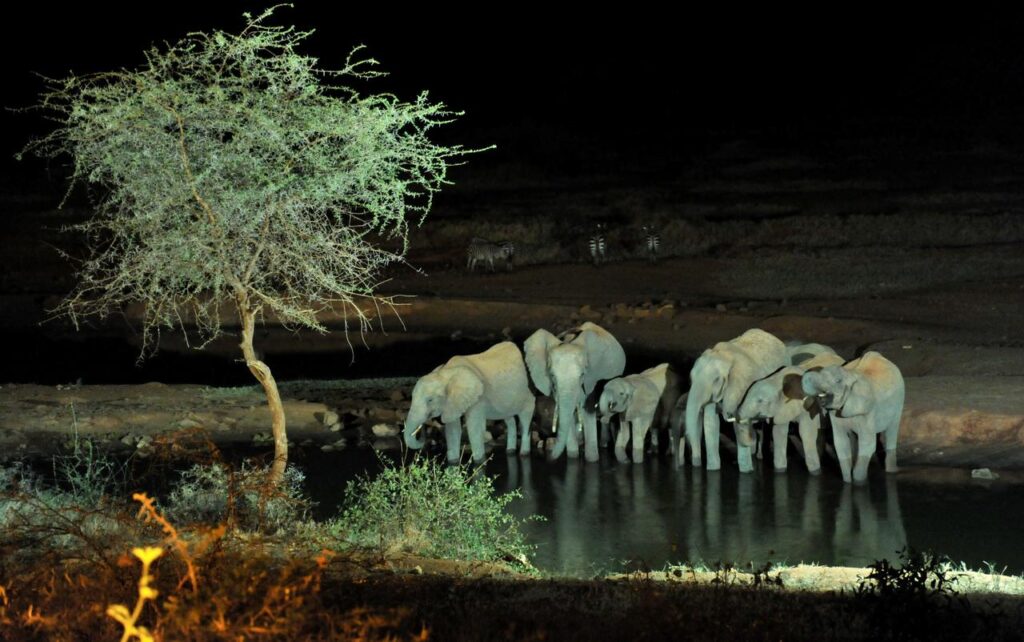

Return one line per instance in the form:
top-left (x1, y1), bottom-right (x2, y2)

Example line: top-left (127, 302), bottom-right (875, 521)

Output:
top-left (673, 472), bottom-right (906, 571)
top-left (832, 477), bottom-right (907, 567)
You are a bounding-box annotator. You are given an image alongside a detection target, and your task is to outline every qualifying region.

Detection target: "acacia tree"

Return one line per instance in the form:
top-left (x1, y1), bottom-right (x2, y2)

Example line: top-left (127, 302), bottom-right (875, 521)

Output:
top-left (19, 7), bottom-right (478, 484)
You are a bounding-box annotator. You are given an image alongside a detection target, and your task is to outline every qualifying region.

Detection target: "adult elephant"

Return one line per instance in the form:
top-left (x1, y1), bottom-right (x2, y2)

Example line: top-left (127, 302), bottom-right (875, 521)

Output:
top-left (682, 328), bottom-right (787, 472)
top-left (734, 350), bottom-right (846, 473)
top-left (403, 341), bottom-right (535, 463)
top-left (525, 322), bottom-right (626, 462)
top-left (801, 351), bottom-right (905, 484)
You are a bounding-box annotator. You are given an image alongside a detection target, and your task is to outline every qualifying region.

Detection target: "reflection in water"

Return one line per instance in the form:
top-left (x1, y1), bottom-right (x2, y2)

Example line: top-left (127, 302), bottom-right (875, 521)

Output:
top-left (303, 449), bottom-right (1023, 578)
top-left (496, 457), bottom-right (909, 576)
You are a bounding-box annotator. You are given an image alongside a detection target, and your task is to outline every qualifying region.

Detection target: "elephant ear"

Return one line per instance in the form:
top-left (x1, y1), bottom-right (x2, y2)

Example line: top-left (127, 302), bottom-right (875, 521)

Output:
top-left (441, 366), bottom-right (484, 424)
top-left (578, 325), bottom-right (626, 395)
top-left (524, 329), bottom-right (560, 396)
top-left (839, 378), bottom-right (873, 418)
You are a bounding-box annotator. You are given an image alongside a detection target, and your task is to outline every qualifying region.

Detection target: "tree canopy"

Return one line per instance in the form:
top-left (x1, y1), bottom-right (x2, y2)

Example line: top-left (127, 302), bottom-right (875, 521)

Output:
top-left (20, 6), bottom-right (475, 353)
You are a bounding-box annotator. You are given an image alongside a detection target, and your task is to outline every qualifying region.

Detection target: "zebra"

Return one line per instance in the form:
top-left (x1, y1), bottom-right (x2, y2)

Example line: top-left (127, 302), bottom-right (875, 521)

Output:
top-left (588, 224), bottom-right (607, 266)
top-left (466, 237), bottom-right (513, 272)
top-left (641, 225), bottom-right (660, 263)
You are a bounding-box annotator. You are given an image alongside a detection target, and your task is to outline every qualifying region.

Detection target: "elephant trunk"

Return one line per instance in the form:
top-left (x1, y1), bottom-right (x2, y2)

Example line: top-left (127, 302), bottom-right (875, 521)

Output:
top-left (684, 381), bottom-right (710, 466)
top-left (549, 384), bottom-right (582, 459)
top-left (403, 410), bottom-right (426, 450)
top-left (598, 392), bottom-right (612, 419)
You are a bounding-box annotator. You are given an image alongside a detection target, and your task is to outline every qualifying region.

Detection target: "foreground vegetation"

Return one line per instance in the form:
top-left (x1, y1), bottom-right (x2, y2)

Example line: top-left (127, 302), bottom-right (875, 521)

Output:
top-left (1, 437), bottom-right (1023, 640)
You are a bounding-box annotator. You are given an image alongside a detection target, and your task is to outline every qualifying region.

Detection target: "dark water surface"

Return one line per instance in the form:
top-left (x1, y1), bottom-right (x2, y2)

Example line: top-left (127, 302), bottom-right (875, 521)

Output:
top-left (294, 447), bottom-right (1024, 578)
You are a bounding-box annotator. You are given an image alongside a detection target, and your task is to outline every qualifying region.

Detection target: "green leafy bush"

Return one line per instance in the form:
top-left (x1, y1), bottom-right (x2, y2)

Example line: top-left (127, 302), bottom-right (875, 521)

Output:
top-left (334, 457), bottom-right (535, 567)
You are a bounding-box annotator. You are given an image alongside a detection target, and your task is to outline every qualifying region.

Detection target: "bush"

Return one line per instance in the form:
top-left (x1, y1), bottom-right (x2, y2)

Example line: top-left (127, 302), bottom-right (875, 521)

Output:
top-left (334, 456), bottom-right (535, 567)
top-left (164, 462), bottom-right (311, 534)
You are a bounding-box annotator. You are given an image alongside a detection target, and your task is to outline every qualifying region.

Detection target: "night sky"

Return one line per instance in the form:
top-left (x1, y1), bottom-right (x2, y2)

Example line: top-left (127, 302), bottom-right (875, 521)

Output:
top-left (5, 3), bottom-right (1024, 185)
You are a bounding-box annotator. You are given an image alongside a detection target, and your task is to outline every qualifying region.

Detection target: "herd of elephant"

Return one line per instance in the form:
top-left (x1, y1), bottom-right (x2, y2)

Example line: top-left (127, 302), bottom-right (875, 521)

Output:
top-left (402, 323), bottom-right (906, 484)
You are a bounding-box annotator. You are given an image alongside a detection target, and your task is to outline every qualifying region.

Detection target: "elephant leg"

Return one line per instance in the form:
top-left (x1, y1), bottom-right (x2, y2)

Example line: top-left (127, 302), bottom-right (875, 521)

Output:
top-left (771, 422), bottom-right (788, 472)
top-left (505, 418), bottom-right (517, 453)
top-left (465, 407), bottom-right (488, 464)
top-left (444, 420), bottom-right (463, 464)
top-left (518, 397), bottom-right (535, 457)
top-left (736, 441), bottom-right (754, 474)
top-left (883, 418), bottom-right (899, 474)
top-left (599, 416), bottom-right (612, 448)
top-left (754, 428), bottom-right (763, 460)
top-left (582, 405), bottom-right (600, 463)
top-left (703, 405), bottom-right (721, 471)
top-left (852, 423), bottom-right (877, 484)
top-left (632, 418), bottom-right (650, 464)
top-left (832, 424), bottom-right (853, 483)
top-left (799, 416), bottom-right (822, 475)
top-left (614, 418), bottom-right (630, 463)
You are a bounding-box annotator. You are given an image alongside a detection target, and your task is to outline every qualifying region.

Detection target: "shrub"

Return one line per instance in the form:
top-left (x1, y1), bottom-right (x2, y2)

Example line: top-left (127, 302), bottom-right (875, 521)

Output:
top-left (164, 462), bottom-right (311, 534)
top-left (334, 456), bottom-right (535, 567)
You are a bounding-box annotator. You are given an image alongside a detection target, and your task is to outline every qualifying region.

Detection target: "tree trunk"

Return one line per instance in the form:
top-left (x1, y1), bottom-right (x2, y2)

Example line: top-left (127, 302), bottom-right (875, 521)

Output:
top-left (236, 296), bottom-right (287, 486)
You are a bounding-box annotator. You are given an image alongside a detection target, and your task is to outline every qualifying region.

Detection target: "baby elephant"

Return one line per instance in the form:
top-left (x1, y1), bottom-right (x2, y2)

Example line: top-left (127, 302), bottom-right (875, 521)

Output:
top-left (801, 351), bottom-right (905, 484)
top-left (599, 363), bottom-right (678, 463)
top-left (735, 351), bottom-right (845, 474)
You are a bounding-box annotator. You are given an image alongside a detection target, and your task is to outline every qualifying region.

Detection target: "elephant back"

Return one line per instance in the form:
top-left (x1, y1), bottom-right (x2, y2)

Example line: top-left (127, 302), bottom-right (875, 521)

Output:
top-left (463, 341), bottom-right (530, 390)
top-left (849, 351), bottom-right (904, 398)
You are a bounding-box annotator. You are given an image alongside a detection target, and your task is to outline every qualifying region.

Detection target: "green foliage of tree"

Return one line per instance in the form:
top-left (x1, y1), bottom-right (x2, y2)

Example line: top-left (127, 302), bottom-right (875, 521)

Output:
top-left (18, 6), bottom-right (483, 483)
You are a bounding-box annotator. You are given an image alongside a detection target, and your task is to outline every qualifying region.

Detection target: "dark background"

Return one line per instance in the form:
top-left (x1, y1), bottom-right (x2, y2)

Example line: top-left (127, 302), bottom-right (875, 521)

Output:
top-left (5, 3), bottom-right (1024, 183)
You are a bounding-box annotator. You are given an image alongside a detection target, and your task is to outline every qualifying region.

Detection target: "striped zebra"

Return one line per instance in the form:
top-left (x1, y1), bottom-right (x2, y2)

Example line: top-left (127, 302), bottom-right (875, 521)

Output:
top-left (588, 224), bottom-right (607, 266)
top-left (641, 225), bottom-right (660, 263)
top-left (466, 237), bottom-right (513, 272)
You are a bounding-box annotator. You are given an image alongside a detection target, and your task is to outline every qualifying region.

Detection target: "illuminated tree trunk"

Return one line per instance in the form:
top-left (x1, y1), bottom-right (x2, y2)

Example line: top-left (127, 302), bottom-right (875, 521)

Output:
top-left (236, 292), bottom-right (287, 486)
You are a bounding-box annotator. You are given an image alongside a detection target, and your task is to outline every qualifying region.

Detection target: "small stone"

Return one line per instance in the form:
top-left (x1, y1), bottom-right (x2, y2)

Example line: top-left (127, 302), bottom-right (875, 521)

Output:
top-left (371, 423), bottom-right (399, 438)
top-left (177, 418), bottom-right (202, 429)
top-left (715, 303), bottom-right (727, 312)
top-left (320, 410), bottom-right (340, 427)
top-left (372, 438), bottom-right (401, 451)
top-left (971, 468), bottom-right (999, 480)
top-left (329, 422), bottom-right (343, 432)
top-left (121, 434), bottom-right (137, 446)
top-left (450, 330), bottom-right (463, 341)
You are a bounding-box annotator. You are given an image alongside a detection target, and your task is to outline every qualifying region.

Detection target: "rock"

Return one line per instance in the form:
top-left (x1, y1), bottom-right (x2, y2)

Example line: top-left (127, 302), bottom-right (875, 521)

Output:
top-left (655, 304), bottom-right (676, 319)
top-left (501, 326), bottom-right (513, 340)
top-left (388, 389), bottom-right (405, 402)
top-left (319, 410), bottom-right (340, 427)
top-left (321, 438), bottom-right (347, 452)
top-left (450, 330), bottom-right (463, 341)
top-left (371, 423), bottom-right (399, 438)
top-left (372, 437), bottom-right (401, 451)
top-left (329, 422), bottom-right (344, 432)
top-left (372, 408), bottom-right (402, 422)
top-left (971, 468), bottom-right (999, 480)
top-left (121, 434), bottom-right (137, 446)
top-left (715, 303), bottom-right (728, 312)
